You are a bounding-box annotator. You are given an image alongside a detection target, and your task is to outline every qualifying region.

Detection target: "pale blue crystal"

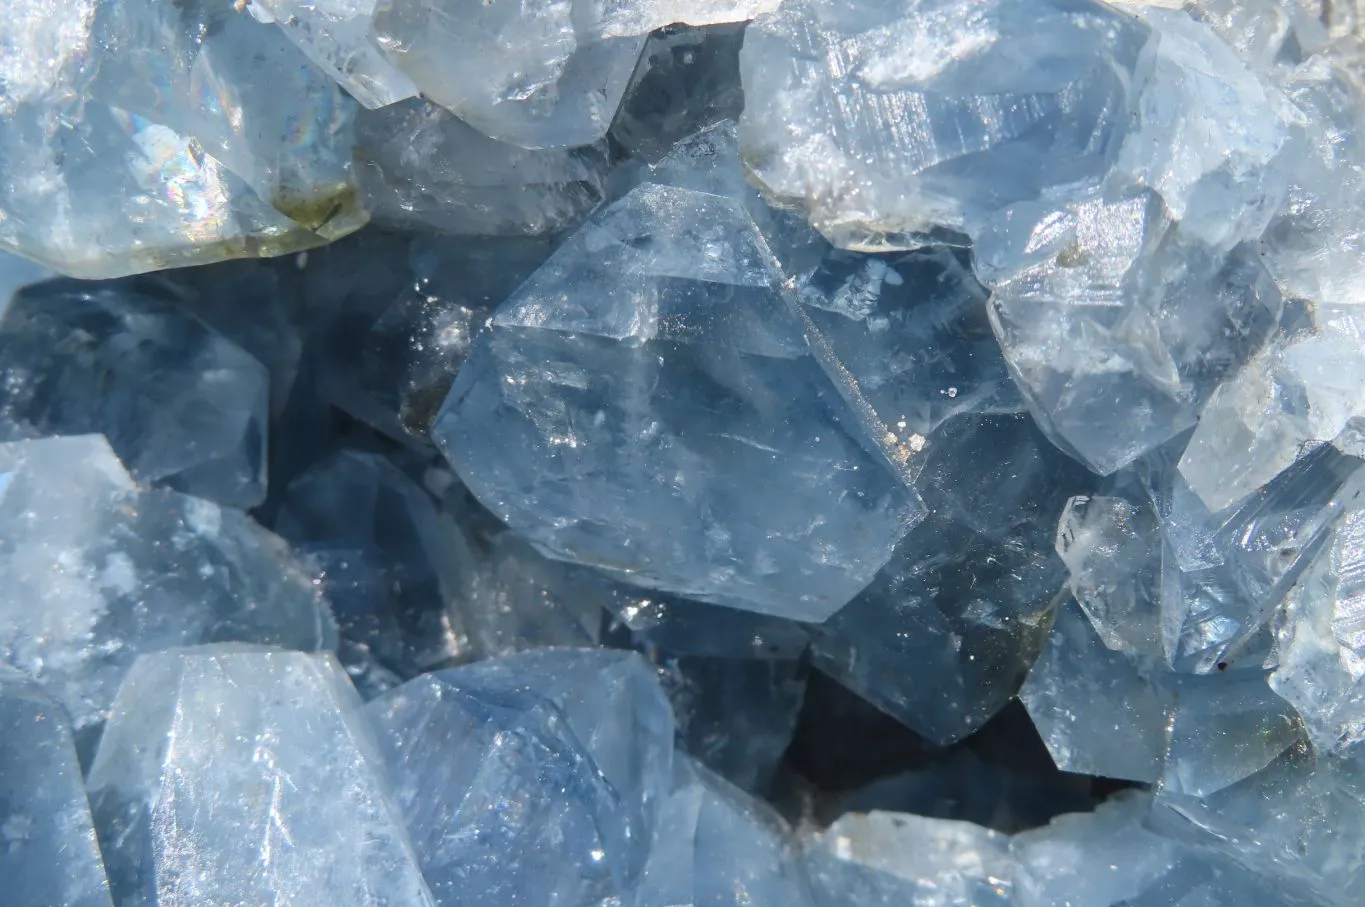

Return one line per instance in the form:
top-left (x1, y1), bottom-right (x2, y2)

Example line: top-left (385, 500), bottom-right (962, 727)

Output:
top-left (805, 811), bottom-right (1013, 907)
top-left (356, 99), bottom-right (610, 236)
top-left (0, 435), bottom-right (336, 753)
top-left (249, 0), bottom-right (418, 109)
top-left (813, 413), bottom-right (1089, 743)
top-left (738, 0), bottom-right (1152, 249)
top-left (638, 757), bottom-right (812, 907)
top-left (0, 279), bottom-right (269, 507)
top-left (0, 667), bottom-right (112, 907)
top-left (87, 646), bottom-right (433, 907)
top-left (1020, 601), bottom-right (1169, 784)
top-left (0, 1), bottom-right (365, 278)
top-left (433, 181), bottom-right (922, 620)
top-left (0, 251), bottom-right (53, 306)
top-left (366, 649), bottom-right (674, 907)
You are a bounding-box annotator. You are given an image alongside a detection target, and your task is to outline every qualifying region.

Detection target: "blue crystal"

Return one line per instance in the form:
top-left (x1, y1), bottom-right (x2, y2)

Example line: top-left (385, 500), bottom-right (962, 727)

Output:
top-left (366, 649), bottom-right (674, 907)
top-left (813, 413), bottom-right (1091, 743)
top-left (0, 667), bottom-right (112, 907)
top-left (87, 646), bottom-right (433, 907)
top-left (0, 280), bottom-right (269, 507)
top-left (0, 435), bottom-right (336, 755)
top-left (434, 180), bottom-right (922, 620)
top-left (638, 757), bottom-right (812, 907)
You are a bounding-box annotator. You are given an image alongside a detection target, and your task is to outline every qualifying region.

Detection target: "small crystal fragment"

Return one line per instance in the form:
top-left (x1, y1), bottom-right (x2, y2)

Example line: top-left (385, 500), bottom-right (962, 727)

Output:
top-left (87, 646), bottom-right (433, 907)
top-left (0, 280), bottom-right (269, 507)
top-left (805, 811), bottom-right (1014, 907)
top-left (1020, 602), bottom-right (1169, 784)
top-left (0, 668), bottom-right (113, 907)
top-left (0, 435), bottom-right (336, 751)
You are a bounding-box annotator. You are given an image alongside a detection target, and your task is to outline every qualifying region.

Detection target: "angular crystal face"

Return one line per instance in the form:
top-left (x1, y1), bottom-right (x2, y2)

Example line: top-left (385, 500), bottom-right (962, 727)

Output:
top-left (356, 99), bottom-right (610, 236)
top-left (87, 646), bottom-right (433, 907)
top-left (813, 413), bottom-right (1090, 743)
top-left (0, 435), bottom-right (336, 752)
top-left (367, 649), bottom-right (674, 907)
top-left (0, 280), bottom-right (269, 507)
top-left (639, 758), bottom-right (812, 907)
top-left (0, 0), bottom-right (366, 278)
top-left (738, 0), bottom-right (1152, 249)
top-left (250, 0), bottom-right (418, 109)
top-left (0, 668), bottom-right (113, 907)
top-left (434, 181), bottom-right (922, 620)
top-left (805, 811), bottom-right (1014, 907)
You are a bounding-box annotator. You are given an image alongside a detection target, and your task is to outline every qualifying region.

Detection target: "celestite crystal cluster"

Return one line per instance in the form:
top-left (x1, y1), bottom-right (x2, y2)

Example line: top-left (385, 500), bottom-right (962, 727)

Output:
top-left (4, 0), bottom-right (1365, 905)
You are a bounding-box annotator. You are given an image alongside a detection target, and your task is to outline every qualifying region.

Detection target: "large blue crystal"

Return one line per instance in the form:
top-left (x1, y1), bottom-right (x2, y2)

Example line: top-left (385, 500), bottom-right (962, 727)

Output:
top-left (434, 180), bottom-right (922, 620)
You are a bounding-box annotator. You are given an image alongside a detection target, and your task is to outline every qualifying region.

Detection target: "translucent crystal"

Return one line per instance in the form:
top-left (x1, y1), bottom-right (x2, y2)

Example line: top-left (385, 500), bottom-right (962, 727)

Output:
top-left (1012, 793), bottom-right (1181, 907)
top-left (250, 0), bottom-right (418, 109)
top-left (366, 649), bottom-right (674, 907)
top-left (0, 280), bottom-right (269, 507)
top-left (87, 646), bottom-right (433, 907)
top-left (813, 413), bottom-right (1090, 743)
top-left (0, 1), bottom-right (366, 278)
top-left (371, 0), bottom-right (648, 149)
top-left (0, 667), bottom-right (112, 907)
top-left (611, 24), bottom-right (747, 163)
top-left (306, 230), bottom-right (560, 444)
top-left (1020, 602), bottom-right (1169, 784)
top-left (984, 192), bottom-right (1284, 476)
top-left (659, 656), bottom-right (807, 793)
top-left (433, 181), bottom-right (922, 620)
top-left (738, 0), bottom-right (1152, 249)
top-left (0, 251), bottom-right (53, 306)
top-left (0, 435), bottom-right (336, 752)
top-left (90, 0), bottom-right (365, 238)
top-left (356, 99), bottom-right (609, 236)
top-left (276, 450), bottom-right (472, 684)
top-left (638, 757), bottom-right (811, 907)
top-left (805, 811), bottom-right (1014, 907)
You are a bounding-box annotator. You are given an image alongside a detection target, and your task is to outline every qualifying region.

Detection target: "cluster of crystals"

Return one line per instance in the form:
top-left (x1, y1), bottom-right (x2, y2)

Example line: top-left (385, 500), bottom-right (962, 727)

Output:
top-left (5, 0), bottom-right (1365, 904)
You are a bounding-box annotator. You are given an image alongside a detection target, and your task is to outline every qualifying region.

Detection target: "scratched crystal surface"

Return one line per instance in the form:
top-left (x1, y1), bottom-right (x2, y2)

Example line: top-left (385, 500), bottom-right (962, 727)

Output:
top-left (87, 647), bottom-right (433, 907)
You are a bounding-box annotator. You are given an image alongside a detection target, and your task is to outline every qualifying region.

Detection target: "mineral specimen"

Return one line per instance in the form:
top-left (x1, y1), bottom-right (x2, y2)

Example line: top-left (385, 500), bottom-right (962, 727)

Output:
top-left (0, 435), bottom-right (336, 753)
top-left (0, 668), bottom-right (113, 907)
top-left (87, 646), bottom-right (433, 907)
top-left (434, 179), bottom-right (922, 620)
top-left (0, 0), bottom-right (365, 278)
top-left (0, 279), bottom-right (270, 508)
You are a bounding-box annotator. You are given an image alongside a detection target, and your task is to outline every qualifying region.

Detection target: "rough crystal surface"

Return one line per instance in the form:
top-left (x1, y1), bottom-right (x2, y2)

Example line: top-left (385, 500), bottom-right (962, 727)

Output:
top-left (0, 279), bottom-right (269, 507)
top-left (434, 180), bottom-right (922, 620)
top-left (87, 646), bottom-right (433, 907)
top-left (0, 668), bottom-right (113, 907)
top-left (738, 0), bottom-right (1152, 249)
top-left (0, 0), bottom-right (365, 278)
top-left (367, 649), bottom-right (674, 907)
top-left (0, 435), bottom-right (336, 751)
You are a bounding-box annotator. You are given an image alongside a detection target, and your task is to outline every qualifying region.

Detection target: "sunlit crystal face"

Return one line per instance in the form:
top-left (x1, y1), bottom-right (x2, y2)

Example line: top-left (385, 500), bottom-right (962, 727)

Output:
top-left (2, 0), bottom-right (1365, 905)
